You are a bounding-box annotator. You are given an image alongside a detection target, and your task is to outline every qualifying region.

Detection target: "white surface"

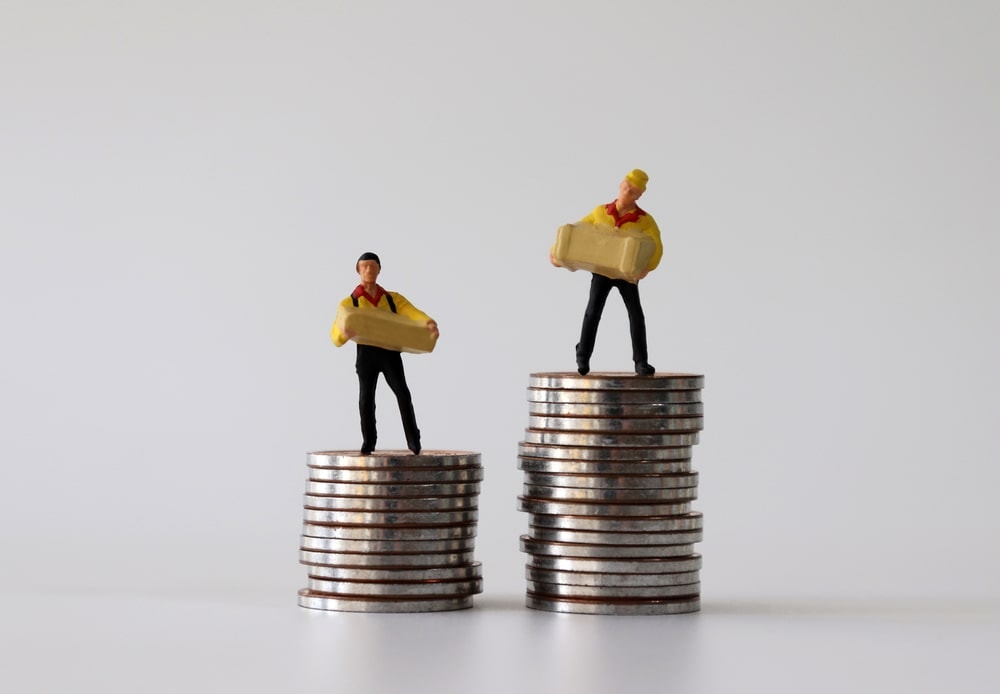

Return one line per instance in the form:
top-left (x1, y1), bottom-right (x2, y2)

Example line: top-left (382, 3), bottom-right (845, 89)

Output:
top-left (2, 1), bottom-right (999, 691)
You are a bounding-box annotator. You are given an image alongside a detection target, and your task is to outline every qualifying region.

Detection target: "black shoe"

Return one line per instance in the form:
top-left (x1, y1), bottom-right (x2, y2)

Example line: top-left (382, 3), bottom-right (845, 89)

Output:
top-left (576, 356), bottom-right (590, 376)
top-left (360, 443), bottom-right (374, 455)
top-left (635, 361), bottom-right (655, 376)
top-left (408, 441), bottom-right (421, 455)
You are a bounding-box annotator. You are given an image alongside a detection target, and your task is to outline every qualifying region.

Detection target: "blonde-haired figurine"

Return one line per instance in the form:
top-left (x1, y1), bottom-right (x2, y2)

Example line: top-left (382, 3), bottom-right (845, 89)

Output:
top-left (550, 169), bottom-right (663, 376)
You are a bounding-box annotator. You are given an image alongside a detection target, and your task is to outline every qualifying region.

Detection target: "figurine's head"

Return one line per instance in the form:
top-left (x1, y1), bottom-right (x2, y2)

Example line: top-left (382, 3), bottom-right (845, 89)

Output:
top-left (618, 169), bottom-right (648, 207)
top-left (356, 252), bottom-right (381, 283)
top-left (625, 169), bottom-right (648, 192)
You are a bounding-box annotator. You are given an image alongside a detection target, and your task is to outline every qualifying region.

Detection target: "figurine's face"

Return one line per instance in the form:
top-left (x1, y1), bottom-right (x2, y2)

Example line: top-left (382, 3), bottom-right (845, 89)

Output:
top-left (618, 179), bottom-right (645, 206)
top-left (357, 259), bottom-right (381, 284)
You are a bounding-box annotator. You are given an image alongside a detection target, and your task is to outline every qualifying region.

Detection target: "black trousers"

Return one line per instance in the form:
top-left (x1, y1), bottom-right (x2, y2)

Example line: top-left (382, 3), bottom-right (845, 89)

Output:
top-left (356, 345), bottom-right (420, 450)
top-left (576, 273), bottom-right (649, 363)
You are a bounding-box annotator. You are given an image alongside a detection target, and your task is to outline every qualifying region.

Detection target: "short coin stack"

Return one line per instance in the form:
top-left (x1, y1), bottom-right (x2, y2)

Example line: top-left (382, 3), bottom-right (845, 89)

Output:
top-left (518, 372), bottom-right (705, 615)
top-left (298, 450), bottom-right (484, 612)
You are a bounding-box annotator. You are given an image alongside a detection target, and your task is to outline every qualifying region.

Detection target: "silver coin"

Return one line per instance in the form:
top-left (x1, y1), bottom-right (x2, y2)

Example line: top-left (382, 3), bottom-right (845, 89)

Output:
top-left (525, 553), bottom-right (702, 574)
top-left (520, 536), bottom-right (695, 559)
top-left (301, 523), bottom-right (477, 541)
top-left (528, 526), bottom-right (702, 546)
top-left (519, 456), bottom-right (692, 475)
top-left (308, 466), bottom-right (484, 483)
top-left (521, 471), bottom-right (698, 489)
top-left (526, 580), bottom-right (700, 599)
top-left (298, 589), bottom-right (473, 613)
top-left (528, 373), bottom-right (704, 391)
top-left (525, 594), bottom-right (700, 615)
top-left (522, 429), bottom-right (699, 448)
top-left (528, 512), bottom-right (703, 533)
top-left (308, 561), bottom-right (483, 582)
top-left (303, 494), bottom-right (478, 512)
top-left (307, 451), bottom-right (481, 468)
top-left (527, 416), bottom-right (704, 433)
top-left (300, 549), bottom-right (475, 567)
top-left (528, 401), bottom-right (704, 417)
top-left (301, 535), bottom-right (476, 554)
top-left (307, 577), bottom-right (483, 597)
top-left (305, 480), bottom-right (482, 497)
top-left (518, 443), bottom-right (692, 461)
top-left (518, 497), bottom-right (692, 517)
top-left (303, 508), bottom-right (479, 525)
top-left (522, 485), bottom-right (697, 503)
top-left (527, 388), bottom-right (702, 405)
top-left (526, 567), bottom-right (701, 588)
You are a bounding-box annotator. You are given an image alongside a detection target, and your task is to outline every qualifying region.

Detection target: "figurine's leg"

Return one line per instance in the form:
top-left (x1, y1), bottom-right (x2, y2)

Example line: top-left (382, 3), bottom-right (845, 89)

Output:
top-left (576, 274), bottom-right (613, 375)
top-left (356, 348), bottom-right (379, 454)
top-left (618, 281), bottom-right (654, 375)
top-left (383, 352), bottom-right (421, 455)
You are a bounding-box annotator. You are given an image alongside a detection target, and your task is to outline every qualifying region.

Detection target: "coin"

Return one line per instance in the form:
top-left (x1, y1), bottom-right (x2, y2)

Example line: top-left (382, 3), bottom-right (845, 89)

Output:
top-left (528, 526), bottom-right (702, 546)
top-left (528, 373), bottom-right (704, 390)
top-left (518, 443), bottom-right (692, 462)
top-left (307, 562), bottom-right (483, 582)
top-left (301, 523), bottom-right (477, 541)
top-left (526, 415), bottom-right (704, 433)
top-left (526, 580), bottom-right (700, 599)
top-left (307, 466), bottom-right (484, 483)
top-left (303, 508), bottom-right (479, 526)
top-left (522, 485), bottom-right (698, 503)
top-left (526, 388), bottom-right (702, 405)
top-left (521, 471), bottom-right (698, 489)
top-left (301, 535), bottom-right (476, 554)
top-left (524, 553), bottom-right (702, 574)
top-left (520, 535), bottom-right (695, 558)
top-left (298, 589), bottom-right (473, 613)
top-left (303, 494), bottom-right (478, 512)
top-left (518, 456), bottom-right (692, 475)
top-left (307, 451), bottom-right (481, 468)
top-left (299, 549), bottom-right (475, 567)
top-left (525, 567), bottom-right (701, 588)
top-left (525, 594), bottom-right (700, 615)
top-left (521, 429), bottom-right (699, 447)
top-left (305, 481), bottom-right (482, 497)
top-left (527, 512), bottom-right (703, 533)
top-left (528, 401), bottom-right (704, 417)
top-left (306, 577), bottom-right (483, 597)
top-left (518, 497), bottom-right (692, 517)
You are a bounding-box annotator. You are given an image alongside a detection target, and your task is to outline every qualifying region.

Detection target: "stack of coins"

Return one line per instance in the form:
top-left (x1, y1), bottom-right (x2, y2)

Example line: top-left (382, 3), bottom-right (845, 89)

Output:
top-left (298, 450), bottom-right (484, 612)
top-left (518, 372), bottom-right (705, 615)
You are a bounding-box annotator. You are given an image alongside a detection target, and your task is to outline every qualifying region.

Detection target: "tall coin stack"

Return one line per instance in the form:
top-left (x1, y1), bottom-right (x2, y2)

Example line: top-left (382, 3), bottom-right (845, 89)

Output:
top-left (298, 450), bottom-right (484, 613)
top-left (518, 372), bottom-right (705, 615)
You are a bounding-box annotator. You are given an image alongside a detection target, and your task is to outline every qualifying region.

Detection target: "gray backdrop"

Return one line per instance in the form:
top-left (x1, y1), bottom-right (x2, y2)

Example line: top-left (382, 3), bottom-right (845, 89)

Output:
top-left (2, 1), bottom-right (998, 692)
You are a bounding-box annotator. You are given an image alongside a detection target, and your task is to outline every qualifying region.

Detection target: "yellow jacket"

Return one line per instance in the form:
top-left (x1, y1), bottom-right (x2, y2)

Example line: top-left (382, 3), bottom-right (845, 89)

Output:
top-left (581, 202), bottom-right (663, 272)
top-left (331, 284), bottom-right (432, 347)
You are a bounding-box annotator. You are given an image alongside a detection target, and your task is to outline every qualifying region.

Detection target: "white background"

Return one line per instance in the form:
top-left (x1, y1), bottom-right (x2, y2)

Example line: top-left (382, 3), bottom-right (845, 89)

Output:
top-left (2, 1), bottom-right (998, 692)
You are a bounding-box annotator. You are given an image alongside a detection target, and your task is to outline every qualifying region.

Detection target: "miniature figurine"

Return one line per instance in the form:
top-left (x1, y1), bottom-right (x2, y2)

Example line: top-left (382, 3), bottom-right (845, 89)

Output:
top-left (331, 252), bottom-right (439, 455)
top-left (550, 169), bottom-right (663, 376)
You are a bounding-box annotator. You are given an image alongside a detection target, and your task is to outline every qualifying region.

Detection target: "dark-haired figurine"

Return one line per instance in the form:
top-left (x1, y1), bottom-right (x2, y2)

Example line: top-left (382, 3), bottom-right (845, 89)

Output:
top-left (551, 169), bottom-right (663, 376)
top-left (331, 252), bottom-right (439, 455)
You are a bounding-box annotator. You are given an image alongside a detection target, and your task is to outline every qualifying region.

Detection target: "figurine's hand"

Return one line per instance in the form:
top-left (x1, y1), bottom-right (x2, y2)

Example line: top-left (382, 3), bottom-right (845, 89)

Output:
top-left (426, 320), bottom-right (439, 339)
top-left (549, 251), bottom-right (563, 268)
top-left (344, 327), bottom-right (357, 339)
top-left (637, 269), bottom-right (649, 281)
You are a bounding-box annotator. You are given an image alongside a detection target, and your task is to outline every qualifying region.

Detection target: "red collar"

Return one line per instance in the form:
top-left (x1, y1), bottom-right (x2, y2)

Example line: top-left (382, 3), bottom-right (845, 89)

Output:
top-left (604, 201), bottom-right (647, 228)
top-left (352, 284), bottom-right (386, 306)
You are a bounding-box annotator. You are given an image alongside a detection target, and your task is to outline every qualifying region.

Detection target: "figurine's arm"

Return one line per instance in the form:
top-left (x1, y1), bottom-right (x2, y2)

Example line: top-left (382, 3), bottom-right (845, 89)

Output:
top-left (389, 293), bottom-right (440, 339)
top-left (330, 296), bottom-right (355, 347)
top-left (578, 205), bottom-right (606, 226)
top-left (638, 216), bottom-right (663, 279)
